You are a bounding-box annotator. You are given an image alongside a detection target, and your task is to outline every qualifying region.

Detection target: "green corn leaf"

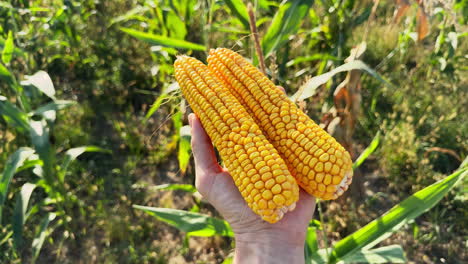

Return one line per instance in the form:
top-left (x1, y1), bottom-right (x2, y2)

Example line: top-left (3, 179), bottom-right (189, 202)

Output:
top-left (176, 0), bottom-right (197, 22)
top-left (29, 120), bottom-right (51, 165)
top-left (304, 226), bottom-right (318, 262)
top-left (0, 36), bottom-right (24, 57)
top-left (222, 256), bottom-right (233, 264)
top-left (120, 27), bottom-right (206, 51)
top-left (1, 31), bottom-right (14, 64)
top-left (256, 17), bottom-right (271, 27)
top-left (109, 5), bottom-right (150, 26)
top-left (0, 230), bottom-right (13, 246)
top-left (0, 63), bottom-right (14, 84)
top-left (143, 93), bottom-right (170, 123)
top-left (151, 184), bottom-right (197, 193)
top-left (0, 2), bottom-right (14, 9)
top-left (353, 132), bottom-right (380, 170)
top-left (171, 110), bottom-right (191, 174)
top-left (29, 120), bottom-right (54, 186)
top-left (27, 7), bottom-right (51, 12)
top-left (30, 100), bottom-right (76, 123)
top-left (309, 248), bottom-right (331, 263)
top-left (60, 146), bottom-right (111, 181)
top-left (17, 159), bottom-right (43, 173)
top-left (262, 0), bottom-right (313, 57)
top-left (224, 0), bottom-right (250, 29)
top-left (0, 95), bottom-right (30, 133)
top-left (133, 205), bottom-right (234, 237)
top-left (0, 147), bottom-right (35, 224)
top-left (342, 245), bottom-right (406, 263)
top-left (12, 183), bottom-right (37, 249)
top-left (210, 24), bottom-right (249, 34)
top-left (31, 213), bottom-right (56, 263)
top-left (20, 71), bottom-right (56, 100)
top-left (286, 54), bottom-right (340, 67)
top-left (167, 11), bottom-right (187, 39)
top-left (328, 162), bottom-right (468, 263)
top-left (292, 60), bottom-right (394, 101)
top-left (178, 125), bottom-right (191, 174)
top-left (31, 100), bottom-right (76, 117)
top-left (309, 245), bottom-right (406, 263)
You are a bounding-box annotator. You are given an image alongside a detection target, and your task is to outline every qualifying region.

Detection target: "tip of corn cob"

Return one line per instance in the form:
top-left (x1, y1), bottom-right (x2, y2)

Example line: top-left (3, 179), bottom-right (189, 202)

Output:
top-left (328, 166), bottom-right (353, 199)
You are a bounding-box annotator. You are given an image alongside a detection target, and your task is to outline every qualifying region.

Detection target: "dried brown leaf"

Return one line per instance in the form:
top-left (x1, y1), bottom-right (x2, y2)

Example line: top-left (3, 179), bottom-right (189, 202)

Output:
top-left (417, 5), bottom-right (430, 41)
top-left (324, 43), bottom-right (365, 155)
top-left (347, 42), bottom-right (367, 62)
top-left (333, 82), bottom-right (350, 111)
top-left (326, 116), bottom-right (341, 135)
top-left (393, 0), bottom-right (411, 23)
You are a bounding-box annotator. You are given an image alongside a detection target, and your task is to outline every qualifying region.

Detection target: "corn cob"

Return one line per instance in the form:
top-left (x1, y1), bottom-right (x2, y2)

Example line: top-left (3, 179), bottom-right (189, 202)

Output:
top-left (207, 48), bottom-right (353, 200)
top-left (174, 56), bottom-right (299, 223)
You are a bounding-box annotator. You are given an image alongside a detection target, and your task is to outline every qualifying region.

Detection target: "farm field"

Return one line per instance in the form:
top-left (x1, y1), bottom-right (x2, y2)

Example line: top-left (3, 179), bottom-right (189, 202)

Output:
top-left (0, 0), bottom-right (467, 263)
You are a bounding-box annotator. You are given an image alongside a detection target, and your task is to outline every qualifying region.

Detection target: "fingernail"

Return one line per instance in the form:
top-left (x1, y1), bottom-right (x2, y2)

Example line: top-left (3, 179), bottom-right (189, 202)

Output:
top-left (188, 114), bottom-right (193, 127)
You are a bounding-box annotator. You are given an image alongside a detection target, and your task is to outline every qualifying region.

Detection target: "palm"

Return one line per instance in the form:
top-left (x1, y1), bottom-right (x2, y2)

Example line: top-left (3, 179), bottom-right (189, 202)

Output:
top-left (189, 113), bottom-right (316, 242)
top-left (207, 170), bottom-right (315, 236)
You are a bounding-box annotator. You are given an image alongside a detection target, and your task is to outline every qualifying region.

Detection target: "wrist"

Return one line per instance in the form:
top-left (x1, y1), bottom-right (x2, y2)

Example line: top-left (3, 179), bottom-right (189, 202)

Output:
top-left (234, 232), bottom-right (305, 264)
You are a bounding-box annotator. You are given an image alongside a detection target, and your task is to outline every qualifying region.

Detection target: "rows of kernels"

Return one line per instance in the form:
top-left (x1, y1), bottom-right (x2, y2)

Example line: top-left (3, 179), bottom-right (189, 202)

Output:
top-left (222, 132), bottom-right (299, 223)
top-left (174, 56), bottom-right (299, 222)
top-left (207, 49), bottom-right (353, 200)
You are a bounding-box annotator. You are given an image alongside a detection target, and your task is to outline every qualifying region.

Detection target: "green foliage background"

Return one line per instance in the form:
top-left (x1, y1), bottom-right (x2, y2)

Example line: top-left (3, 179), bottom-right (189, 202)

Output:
top-left (0, 0), bottom-right (466, 263)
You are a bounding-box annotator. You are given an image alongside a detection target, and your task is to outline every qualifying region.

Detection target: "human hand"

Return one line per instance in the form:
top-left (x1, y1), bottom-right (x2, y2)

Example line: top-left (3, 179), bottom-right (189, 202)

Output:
top-left (188, 87), bottom-right (316, 263)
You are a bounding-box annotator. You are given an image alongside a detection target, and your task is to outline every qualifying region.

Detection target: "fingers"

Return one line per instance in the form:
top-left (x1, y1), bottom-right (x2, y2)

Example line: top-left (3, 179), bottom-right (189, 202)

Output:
top-left (188, 113), bottom-right (222, 176)
top-left (277, 86), bottom-right (286, 93)
top-left (298, 189), bottom-right (316, 216)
